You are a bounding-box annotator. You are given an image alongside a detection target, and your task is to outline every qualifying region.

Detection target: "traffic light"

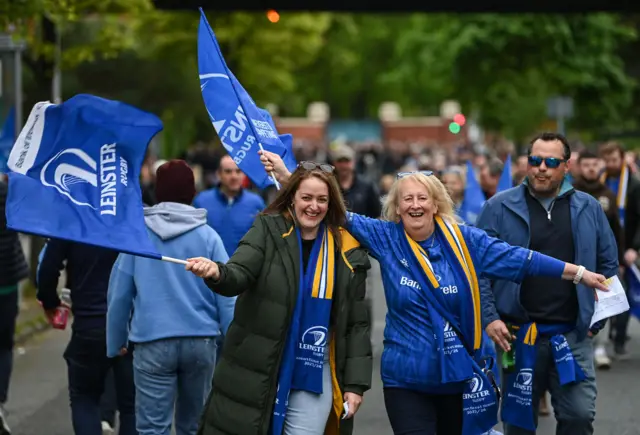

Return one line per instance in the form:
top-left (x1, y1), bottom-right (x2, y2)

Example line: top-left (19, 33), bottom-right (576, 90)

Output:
top-left (267, 10), bottom-right (280, 23)
top-left (449, 113), bottom-right (466, 134)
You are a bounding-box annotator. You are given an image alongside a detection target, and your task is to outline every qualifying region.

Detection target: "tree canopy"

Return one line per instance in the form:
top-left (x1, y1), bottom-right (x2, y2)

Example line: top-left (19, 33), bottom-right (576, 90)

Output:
top-left (3, 5), bottom-right (639, 154)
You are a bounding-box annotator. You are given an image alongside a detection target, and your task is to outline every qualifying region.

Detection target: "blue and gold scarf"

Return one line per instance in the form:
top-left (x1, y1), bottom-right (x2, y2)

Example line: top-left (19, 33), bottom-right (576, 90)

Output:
top-left (400, 216), bottom-right (499, 435)
top-left (600, 161), bottom-right (628, 226)
top-left (501, 323), bottom-right (586, 431)
top-left (271, 224), bottom-right (336, 435)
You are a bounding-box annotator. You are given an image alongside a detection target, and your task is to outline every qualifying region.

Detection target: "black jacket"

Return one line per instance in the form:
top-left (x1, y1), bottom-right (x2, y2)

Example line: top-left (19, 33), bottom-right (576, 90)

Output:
top-left (37, 238), bottom-right (119, 330)
top-left (342, 175), bottom-right (381, 219)
top-left (0, 181), bottom-right (29, 287)
top-left (623, 175), bottom-right (640, 252)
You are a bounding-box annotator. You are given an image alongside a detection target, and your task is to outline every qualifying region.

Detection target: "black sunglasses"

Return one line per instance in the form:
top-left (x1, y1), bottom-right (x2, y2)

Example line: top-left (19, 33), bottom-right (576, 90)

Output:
top-left (528, 155), bottom-right (567, 169)
top-left (299, 161), bottom-right (334, 173)
top-left (397, 170), bottom-right (434, 180)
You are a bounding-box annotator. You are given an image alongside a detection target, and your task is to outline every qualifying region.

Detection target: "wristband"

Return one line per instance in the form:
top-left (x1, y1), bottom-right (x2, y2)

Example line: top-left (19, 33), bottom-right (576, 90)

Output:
top-left (573, 265), bottom-right (586, 284)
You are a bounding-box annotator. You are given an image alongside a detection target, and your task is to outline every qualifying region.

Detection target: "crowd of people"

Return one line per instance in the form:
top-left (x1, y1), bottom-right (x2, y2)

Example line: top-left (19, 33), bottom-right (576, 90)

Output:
top-left (0, 131), bottom-right (636, 435)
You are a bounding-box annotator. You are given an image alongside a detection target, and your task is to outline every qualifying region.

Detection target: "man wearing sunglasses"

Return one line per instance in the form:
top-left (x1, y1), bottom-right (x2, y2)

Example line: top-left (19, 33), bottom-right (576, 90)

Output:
top-left (477, 132), bottom-right (618, 435)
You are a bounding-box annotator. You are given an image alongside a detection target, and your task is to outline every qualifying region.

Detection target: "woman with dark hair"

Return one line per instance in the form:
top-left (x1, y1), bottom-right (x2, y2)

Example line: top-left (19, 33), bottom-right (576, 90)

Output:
top-left (187, 162), bottom-right (372, 435)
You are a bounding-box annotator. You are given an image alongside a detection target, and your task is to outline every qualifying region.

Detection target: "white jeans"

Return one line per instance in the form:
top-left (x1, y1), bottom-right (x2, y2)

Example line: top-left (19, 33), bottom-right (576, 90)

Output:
top-left (283, 359), bottom-right (333, 435)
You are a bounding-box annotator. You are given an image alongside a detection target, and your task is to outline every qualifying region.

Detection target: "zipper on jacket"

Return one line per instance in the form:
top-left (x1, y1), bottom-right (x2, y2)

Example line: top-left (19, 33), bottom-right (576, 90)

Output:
top-left (545, 199), bottom-right (556, 221)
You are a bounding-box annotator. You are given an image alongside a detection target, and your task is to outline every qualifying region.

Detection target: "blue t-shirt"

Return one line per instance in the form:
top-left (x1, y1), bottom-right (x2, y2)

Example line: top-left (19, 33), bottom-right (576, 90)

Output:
top-left (346, 213), bottom-right (535, 393)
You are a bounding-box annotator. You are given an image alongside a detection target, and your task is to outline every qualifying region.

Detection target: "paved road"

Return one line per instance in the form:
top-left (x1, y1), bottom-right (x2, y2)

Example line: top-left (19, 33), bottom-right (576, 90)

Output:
top-left (5, 259), bottom-right (640, 434)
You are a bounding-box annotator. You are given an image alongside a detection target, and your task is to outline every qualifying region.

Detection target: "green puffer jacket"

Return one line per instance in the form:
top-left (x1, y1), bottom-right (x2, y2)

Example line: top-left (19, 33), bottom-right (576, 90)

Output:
top-left (198, 214), bottom-right (372, 435)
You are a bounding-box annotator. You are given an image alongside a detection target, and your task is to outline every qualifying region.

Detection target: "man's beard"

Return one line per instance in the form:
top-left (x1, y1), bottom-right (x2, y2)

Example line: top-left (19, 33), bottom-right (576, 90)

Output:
top-left (607, 168), bottom-right (621, 178)
top-left (527, 176), bottom-right (562, 197)
top-left (578, 175), bottom-right (602, 188)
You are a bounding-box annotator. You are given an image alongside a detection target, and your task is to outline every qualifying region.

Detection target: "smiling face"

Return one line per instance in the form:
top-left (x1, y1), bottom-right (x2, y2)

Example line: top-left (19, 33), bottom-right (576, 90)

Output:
top-left (292, 176), bottom-right (330, 234)
top-left (395, 177), bottom-right (438, 237)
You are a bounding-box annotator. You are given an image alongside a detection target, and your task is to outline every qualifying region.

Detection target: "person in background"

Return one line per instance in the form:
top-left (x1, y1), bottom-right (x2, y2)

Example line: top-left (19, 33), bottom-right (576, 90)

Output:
top-left (330, 145), bottom-right (381, 218)
top-left (100, 370), bottom-right (117, 435)
top-left (566, 150), bottom-right (581, 184)
top-left (108, 160), bottom-right (235, 435)
top-left (193, 155), bottom-right (265, 256)
top-left (478, 157), bottom-right (503, 200)
top-left (379, 174), bottom-right (394, 198)
top-left (478, 132), bottom-right (618, 435)
top-left (513, 155), bottom-right (528, 186)
top-left (599, 141), bottom-right (640, 358)
top-left (573, 149), bottom-right (624, 370)
top-left (140, 159), bottom-right (166, 207)
top-left (0, 179), bottom-right (29, 435)
top-left (37, 240), bottom-right (136, 435)
top-left (441, 166), bottom-right (465, 213)
top-left (187, 161), bottom-right (372, 435)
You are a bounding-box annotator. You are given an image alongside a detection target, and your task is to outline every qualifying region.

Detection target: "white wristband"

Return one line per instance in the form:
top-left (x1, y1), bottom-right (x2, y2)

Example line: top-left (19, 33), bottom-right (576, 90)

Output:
top-left (573, 265), bottom-right (586, 284)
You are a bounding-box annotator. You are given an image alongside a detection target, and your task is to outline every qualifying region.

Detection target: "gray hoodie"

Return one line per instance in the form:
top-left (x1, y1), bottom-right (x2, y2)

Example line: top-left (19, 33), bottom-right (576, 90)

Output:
top-left (144, 202), bottom-right (208, 240)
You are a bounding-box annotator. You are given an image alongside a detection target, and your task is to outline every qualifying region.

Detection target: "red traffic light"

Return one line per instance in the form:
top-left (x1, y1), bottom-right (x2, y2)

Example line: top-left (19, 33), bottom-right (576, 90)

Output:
top-left (453, 113), bottom-right (466, 126)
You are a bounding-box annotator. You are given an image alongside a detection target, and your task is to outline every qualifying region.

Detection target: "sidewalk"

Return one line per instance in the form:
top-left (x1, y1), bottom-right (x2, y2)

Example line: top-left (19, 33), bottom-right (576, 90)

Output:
top-left (14, 296), bottom-right (50, 345)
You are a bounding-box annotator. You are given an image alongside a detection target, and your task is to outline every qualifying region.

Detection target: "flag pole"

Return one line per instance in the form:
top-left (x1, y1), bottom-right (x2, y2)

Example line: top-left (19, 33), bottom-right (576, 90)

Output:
top-left (161, 256), bottom-right (188, 265)
top-left (258, 143), bottom-right (280, 191)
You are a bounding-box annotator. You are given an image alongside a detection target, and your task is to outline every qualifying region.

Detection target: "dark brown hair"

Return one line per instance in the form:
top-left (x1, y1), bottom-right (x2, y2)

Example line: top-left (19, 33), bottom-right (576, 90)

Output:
top-left (263, 166), bottom-right (346, 248)
top-left (599, 141), bottom-right (625, 159)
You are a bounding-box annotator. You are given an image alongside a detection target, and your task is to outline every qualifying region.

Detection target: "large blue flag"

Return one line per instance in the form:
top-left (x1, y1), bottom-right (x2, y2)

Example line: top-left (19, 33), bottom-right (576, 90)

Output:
top-left (5, 94), bottom-right (163, 259)
top-left (0, 107), bottom-right (16, 173)
top-left (198, 9), bottom-right (293, 189)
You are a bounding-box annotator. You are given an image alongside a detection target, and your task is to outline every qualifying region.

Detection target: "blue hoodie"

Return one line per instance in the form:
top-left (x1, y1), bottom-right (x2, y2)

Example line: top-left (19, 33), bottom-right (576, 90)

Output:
top-left (107, 202), bottom-right (236, 357)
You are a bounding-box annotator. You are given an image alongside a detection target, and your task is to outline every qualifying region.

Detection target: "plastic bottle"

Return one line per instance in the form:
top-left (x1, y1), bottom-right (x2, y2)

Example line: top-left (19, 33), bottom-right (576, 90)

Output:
top-left (52, 288), bottom-right (71, 330)
top-left (501, 324), bottom-right (516, 374)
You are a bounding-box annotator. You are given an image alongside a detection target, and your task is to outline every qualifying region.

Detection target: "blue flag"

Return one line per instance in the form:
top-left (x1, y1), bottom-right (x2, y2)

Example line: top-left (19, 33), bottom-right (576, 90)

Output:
top-left (627, 265), bottom-right (640, 320)
top-left (497, 155), bottom-right (513, 192)
top-left (256, 107), bottom-right (297, 172)
top-left (198, 9), bottom-right (293, 189)
top-left (0, 107), bottom-right (16, 173)
top-left (5, 94), bottom-right (163, 259)
top-left (459, 161), bottom-right (485, 225)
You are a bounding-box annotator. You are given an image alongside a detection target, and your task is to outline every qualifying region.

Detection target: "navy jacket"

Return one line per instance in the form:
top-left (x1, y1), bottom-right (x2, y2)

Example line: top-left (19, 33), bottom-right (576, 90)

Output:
top-left (476, 181), bottom-right (619, 340)
top-left (37, 238), bottom-right (119, 330)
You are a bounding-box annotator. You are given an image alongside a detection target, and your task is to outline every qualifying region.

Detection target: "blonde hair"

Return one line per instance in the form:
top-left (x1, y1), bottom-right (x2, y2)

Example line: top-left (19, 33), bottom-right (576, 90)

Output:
top-left (382, 172), bottom-right (458, 225)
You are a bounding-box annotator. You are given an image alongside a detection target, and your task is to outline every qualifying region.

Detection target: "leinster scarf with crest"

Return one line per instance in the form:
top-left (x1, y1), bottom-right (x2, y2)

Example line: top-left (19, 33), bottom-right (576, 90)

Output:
top-left (270, 224), bottom-right (336, 435)
top-left (400, 216), bottom-right (499, 434)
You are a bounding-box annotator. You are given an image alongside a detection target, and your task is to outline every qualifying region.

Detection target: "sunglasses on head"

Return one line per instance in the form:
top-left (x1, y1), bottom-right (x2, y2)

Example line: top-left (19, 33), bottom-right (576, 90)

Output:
top-left (299, 161), bottom-right (334, 173)
top-left (396, 170), bottom-right (434, 180)
top-left (528, 155), bottom-right (567, 169)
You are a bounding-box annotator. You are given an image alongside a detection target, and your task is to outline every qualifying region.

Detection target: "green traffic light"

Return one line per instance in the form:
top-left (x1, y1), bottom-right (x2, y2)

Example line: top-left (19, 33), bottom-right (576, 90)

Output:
top-left (449, 122), bottom-right (461, 134)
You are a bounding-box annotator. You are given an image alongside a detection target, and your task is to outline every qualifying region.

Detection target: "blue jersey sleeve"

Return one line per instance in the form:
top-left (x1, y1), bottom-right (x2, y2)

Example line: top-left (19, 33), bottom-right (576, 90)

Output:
top-left (462, 225), bottom-right (533, 282)
top-left (345, 212), bottom-right (393, 260)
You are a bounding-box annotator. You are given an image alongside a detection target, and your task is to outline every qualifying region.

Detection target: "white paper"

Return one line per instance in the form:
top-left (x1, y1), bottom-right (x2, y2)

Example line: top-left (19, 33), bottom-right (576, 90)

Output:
top-left (590, 275), bottom-right (630, 327)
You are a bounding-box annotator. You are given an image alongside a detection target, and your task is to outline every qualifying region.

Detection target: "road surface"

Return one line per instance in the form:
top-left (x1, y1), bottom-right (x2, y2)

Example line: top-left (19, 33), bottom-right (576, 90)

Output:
top-left (5, 259), bottom-right (640, 434)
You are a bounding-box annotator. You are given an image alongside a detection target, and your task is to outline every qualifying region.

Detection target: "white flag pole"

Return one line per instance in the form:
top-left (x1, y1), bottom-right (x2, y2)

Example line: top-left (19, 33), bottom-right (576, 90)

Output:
top-left (161, 256), bottom-right (188, 265)
top-left (258, 143), bottom-right (281, 191)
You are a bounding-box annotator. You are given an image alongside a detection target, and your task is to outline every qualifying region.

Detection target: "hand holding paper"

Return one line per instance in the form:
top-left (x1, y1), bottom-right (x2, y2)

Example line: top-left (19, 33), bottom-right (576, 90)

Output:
top-left (590, 275), bottom-right (630, 328)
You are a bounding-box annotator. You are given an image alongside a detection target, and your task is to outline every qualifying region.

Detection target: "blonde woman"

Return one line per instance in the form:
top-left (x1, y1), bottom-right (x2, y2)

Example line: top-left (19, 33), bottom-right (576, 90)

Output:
top-left (259, 151), bottom-right (608, 435)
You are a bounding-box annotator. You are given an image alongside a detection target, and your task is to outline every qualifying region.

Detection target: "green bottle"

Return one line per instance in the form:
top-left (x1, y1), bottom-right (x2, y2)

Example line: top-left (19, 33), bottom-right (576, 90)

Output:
top-left (501, 347), bottom-right (516, 374)
top-left (501, 324), bottom-right (517, 374)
